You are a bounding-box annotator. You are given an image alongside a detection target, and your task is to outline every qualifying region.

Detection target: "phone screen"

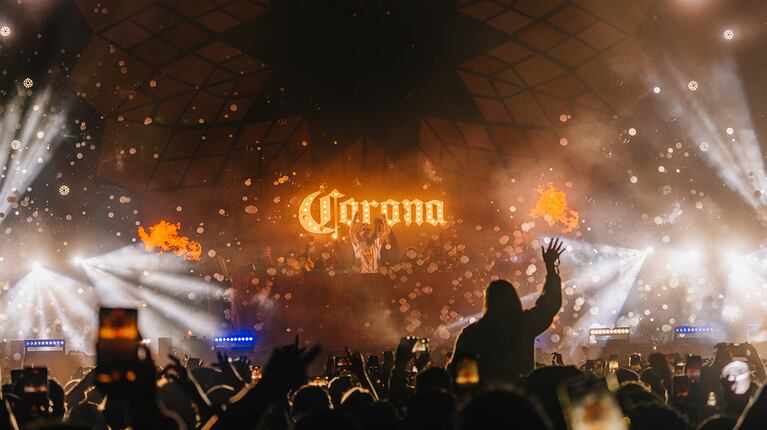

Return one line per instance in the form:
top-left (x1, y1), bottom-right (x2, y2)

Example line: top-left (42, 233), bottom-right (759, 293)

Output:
top-left (454, 357), bottom-right (480, 385)
top-left (412, 338), bottom-right (429, 353)
top-left (685, 355), bottom-right (702, 383)
top-left (96, 308), bottom-right (139, 390)
top-left (584, 359), bottom-right (605, 376)
top-left (20, 367), bottom-right (49, 415)
top-left (674, 359), bottom-right (686, 376)
top-left (673, 375), bottom-right (690, 399)
top-left (22, 367), bottom-right (48, 393)
top-left (608, 355), bottom-right (619, 373)
top-left (334, 355), bottom-right (351, 375)
top-left (559, 375), bottom-right (627, 430)
top-left (251, 366), bottom-right (262, 382)
top-left (99, 308), bottom-right (138, 340)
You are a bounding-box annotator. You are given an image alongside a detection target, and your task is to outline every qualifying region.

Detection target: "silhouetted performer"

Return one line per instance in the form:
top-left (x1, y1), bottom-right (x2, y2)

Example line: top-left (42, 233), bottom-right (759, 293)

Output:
top-left (450, 238), bottom-right (565, 385)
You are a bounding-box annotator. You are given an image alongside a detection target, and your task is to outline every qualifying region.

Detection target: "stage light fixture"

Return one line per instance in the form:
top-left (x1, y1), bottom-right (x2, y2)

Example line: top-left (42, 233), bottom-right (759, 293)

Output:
top-left (674, 326), bottom-right (714, 334)
top-left (213, 335), bottom-right (256, 350)
top-left (24, 339), bottom-right (65, 352)
top-left (589, 327), bottom-right (631, 339)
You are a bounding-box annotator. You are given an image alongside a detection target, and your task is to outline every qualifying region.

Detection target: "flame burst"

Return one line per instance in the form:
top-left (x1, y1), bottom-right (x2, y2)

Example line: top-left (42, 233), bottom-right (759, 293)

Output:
top-left (530, 183), bottom-right (579, 233)
top-left (138, 221), bottom-right (202, 261)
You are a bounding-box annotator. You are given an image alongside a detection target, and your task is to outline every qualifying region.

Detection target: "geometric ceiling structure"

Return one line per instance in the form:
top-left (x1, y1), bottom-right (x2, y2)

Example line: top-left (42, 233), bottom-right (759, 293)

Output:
top-left (422, 0), bottom-right (658, 186)
top-left (65, 0), bottom-right (661, 254)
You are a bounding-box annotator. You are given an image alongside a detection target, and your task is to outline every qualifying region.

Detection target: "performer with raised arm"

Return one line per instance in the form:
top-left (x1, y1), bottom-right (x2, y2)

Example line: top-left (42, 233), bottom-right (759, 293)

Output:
top-left (349, 212), bottom-right (390, 274)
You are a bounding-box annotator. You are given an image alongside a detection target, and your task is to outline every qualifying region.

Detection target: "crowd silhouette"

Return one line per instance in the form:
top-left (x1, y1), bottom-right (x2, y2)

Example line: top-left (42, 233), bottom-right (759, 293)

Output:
top-left (2, 238), bottom-right (767, 430)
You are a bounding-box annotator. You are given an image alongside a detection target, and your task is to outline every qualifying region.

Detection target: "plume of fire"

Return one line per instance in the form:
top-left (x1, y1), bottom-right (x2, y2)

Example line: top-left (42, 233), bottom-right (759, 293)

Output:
top-left (138, 220), bottom-right (202, 261)
top-left (530, 183), bottom-right (579, 233)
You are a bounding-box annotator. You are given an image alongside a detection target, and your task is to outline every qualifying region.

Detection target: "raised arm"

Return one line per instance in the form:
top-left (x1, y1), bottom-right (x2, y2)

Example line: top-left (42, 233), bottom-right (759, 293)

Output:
top-left (377, 215), bottom-right (391, 241)
top-left (349, 213), bottom-right (361, 247)
top-left (525, 238), bottom-right (565, 334)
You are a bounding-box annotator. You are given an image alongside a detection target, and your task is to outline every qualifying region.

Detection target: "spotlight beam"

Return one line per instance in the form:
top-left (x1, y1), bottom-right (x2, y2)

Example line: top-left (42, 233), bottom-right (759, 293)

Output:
top-left (0, 88), bottom-right (66, 222)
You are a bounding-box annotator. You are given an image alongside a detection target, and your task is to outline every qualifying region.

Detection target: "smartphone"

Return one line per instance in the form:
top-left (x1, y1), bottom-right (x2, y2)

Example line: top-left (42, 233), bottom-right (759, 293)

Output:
top-left (673, 375), bottom-right (690, 399)
top-left (454, 356), bottom-right (480, 386)
top-left (412, 338), bottom-right (429, 353)
top-left (558, 374), bottom-right (627, 430)
top-left (334, 355), bottom-right (351, 375)
top-left (20, 367), bottom-right (49, 415)
top-left (685, 355), bottom-right (702, 383)
top-left (366, 355), bottom-right (380, 369)
top-left (584, 359), bottom-right (605, 376)
top-left (96, 307), bottom-right (139, 391)
top-left (629, 353), bottom-right (642, 372)
top-left (251, 366), bottom-right (262, 382)
top-left (674, 359), bottom-right (686, 376)
top-left (729, 343), bottom-right (748, 363)
top-left (608, 355), bottom-right (619, 372)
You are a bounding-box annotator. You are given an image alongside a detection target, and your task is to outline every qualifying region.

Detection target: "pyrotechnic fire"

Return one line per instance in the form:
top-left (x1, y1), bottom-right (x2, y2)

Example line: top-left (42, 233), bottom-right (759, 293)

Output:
top-left (530, 183), bottom-right (579, 233)
top-left (138, 220), bottom-right (202, 261)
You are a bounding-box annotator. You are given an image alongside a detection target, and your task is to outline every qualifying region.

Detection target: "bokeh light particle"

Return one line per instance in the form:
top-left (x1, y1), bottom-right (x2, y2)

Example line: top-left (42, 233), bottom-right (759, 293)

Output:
top-left (22, 78), bottom-right (33, 89)
top-left (59, 185), bottom-right (70, 196)
top-left (0, 26), bottom-right (10, 37)
top-left (688, 80), bottom-right (699, 91)
top-left (724, 29), bottom-right (734, 40)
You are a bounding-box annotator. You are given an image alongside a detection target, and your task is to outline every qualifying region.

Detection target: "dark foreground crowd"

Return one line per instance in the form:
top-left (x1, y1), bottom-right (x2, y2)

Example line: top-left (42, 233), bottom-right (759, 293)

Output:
top-left (4, 239), bottom-right (767, 429)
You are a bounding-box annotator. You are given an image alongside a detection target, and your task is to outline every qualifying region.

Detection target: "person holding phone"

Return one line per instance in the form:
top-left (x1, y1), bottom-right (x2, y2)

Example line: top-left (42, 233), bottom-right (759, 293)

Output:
top-left (449, 238), bottom-right (565, 385)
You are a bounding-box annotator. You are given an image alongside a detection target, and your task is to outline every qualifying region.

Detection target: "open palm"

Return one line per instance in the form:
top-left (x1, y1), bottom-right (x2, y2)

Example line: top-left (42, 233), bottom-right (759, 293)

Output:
top-left (542, 238), bottom-right (565, 269)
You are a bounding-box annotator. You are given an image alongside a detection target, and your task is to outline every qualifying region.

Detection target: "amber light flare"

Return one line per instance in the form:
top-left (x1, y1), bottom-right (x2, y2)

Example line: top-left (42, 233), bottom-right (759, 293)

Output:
top-left (530, 183), bottom-right (579, 233)
top-left (137, 220), bottom-right (202, 261)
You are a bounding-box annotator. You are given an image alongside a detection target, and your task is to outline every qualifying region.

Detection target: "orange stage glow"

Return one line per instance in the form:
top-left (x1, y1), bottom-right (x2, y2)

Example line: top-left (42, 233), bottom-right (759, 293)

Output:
top-left (530, 183), bottom-right (579, 233)
top-left (138, 220), bottom-right (202, 261)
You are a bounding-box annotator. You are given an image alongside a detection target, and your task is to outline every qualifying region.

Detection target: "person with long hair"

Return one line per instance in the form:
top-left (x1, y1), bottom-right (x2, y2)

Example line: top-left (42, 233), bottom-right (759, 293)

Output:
top-left (449, 238), bottom-right (566, 384)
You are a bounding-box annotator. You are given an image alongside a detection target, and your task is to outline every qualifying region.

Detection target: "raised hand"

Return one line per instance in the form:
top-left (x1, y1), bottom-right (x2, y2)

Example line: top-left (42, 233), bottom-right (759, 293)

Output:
top-left (346, 346), bottom-right (379, 400)
top-left (163, 355), bottom-right (191, 385)
top-left (186, 356), bottom-right (203, 370)
top-left (214, 351), bottom-right (244, 387)
top-left (414, 350), bottom-right (431, 371)
top-left (231, 356), bottom-right (253, 384)
top-left (260, 340), bottom-right (321, 395)
top-left (164, 355), bottom-right (213, 414)
top-left (541, 238), bottom-right (566, 271)
top-left (346, 346), bottom-right (366, 377)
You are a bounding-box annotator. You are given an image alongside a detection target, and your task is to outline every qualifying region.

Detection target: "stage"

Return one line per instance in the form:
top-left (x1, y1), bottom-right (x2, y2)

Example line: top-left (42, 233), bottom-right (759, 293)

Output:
top-left (231, 271), bottom-right (489, 356)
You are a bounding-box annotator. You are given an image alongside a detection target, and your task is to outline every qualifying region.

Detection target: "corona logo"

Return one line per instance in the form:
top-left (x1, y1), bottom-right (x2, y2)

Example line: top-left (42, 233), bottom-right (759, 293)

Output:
top-left (299, 189), bottom-right (446, 235)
